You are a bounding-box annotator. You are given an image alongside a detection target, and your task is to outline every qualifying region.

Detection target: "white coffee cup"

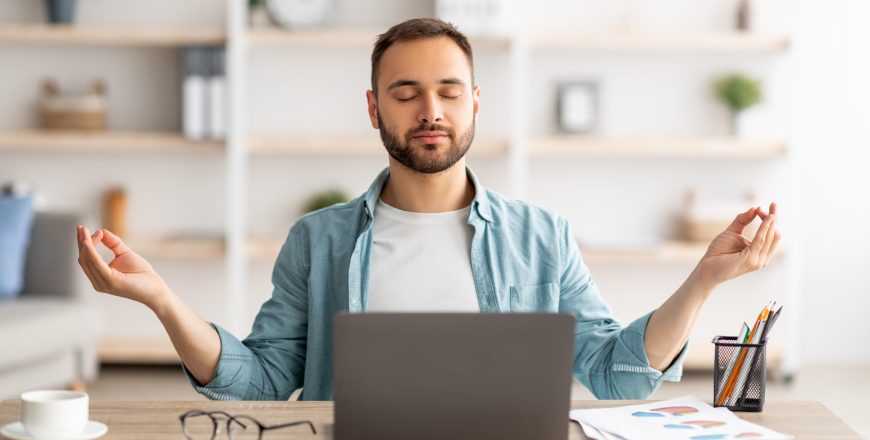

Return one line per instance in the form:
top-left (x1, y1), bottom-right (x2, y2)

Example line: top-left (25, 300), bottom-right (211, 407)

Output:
top-left (20, 390), bottom-right (89, 438)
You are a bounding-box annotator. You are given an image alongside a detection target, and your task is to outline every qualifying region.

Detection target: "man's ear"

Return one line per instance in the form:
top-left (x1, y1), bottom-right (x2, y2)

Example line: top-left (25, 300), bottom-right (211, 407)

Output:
top-left (472, 85), bottom-right (480, 118)
top-left (366, 89), bottom-right (379, 129)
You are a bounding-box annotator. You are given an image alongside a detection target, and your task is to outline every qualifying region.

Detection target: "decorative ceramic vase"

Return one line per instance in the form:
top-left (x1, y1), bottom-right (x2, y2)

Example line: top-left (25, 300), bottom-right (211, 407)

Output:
top-left (729, 111), bottom-right (750, 138)
top-left (45, 0), bottom-right (77, 24)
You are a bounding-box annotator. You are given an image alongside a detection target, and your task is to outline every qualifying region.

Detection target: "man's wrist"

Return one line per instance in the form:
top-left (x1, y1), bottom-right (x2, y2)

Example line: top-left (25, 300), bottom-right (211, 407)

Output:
top-left (687, 263), bottom-right (718, 300)
top-left (147, 286), bottom-right (176, 318)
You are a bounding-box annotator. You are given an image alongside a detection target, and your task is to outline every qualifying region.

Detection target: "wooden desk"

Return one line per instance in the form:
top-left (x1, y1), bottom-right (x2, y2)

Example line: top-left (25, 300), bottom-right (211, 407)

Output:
top-left (0, 400), bottom-right (860, 439)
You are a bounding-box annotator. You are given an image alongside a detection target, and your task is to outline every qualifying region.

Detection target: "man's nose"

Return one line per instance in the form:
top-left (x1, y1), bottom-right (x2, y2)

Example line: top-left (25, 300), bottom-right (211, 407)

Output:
top-left (417, 94), bottom-right (444, 124)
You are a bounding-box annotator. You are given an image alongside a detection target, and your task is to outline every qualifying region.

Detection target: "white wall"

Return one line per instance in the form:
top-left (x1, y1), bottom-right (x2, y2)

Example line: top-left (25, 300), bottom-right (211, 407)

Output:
top-left (791, 0), bottom-right (870, 364)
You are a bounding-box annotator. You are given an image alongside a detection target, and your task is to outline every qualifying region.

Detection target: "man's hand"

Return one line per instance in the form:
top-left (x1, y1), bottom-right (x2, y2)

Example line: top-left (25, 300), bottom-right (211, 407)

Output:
top-left (696, 202), bottom-right (782, 287)
top-left (76, 225), bottom-right (170, 311)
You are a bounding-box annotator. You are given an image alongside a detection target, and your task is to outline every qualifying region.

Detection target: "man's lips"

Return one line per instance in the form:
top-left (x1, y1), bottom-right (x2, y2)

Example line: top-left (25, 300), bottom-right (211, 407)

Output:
top-left (412, 131), bottom-right (449, 143)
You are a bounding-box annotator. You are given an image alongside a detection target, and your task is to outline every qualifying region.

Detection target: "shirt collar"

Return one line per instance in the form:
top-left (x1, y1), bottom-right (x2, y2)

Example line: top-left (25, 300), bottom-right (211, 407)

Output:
top-left (362, 166), bottom-right (493, 223)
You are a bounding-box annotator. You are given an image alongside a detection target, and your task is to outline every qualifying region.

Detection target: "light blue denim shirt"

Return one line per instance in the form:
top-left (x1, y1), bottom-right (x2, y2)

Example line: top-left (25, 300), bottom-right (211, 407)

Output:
top-left (185, 167), bottom-right (687, 401)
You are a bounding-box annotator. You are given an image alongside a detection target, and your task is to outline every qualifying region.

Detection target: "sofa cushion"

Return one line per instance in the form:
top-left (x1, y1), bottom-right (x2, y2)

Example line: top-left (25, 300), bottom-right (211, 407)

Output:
top-left (0, 194), bottom-right (35, 299)
top-left (0, 298), bottom-right (102, 368)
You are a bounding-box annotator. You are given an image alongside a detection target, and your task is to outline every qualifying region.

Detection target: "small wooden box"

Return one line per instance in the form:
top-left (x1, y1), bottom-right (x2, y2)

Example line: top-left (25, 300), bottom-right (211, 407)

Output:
top-left (40, 108), bottom-right (106, 131)
top-left (39, 78), bottom-right (107, 131)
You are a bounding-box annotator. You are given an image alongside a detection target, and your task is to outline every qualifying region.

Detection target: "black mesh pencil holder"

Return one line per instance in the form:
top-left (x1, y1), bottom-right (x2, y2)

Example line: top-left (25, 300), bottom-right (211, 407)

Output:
top-left (712, 335), bottom-right (767, 412)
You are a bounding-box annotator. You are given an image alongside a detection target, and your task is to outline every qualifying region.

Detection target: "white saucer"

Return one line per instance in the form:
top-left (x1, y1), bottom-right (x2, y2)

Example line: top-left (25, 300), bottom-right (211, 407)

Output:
top-left (0, 421), bottom-right (107, 440)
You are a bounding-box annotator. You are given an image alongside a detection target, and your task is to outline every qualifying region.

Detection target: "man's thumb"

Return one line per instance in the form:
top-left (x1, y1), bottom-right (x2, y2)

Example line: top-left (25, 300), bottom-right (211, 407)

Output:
top-left (725, 206), bottom-right (757, 234)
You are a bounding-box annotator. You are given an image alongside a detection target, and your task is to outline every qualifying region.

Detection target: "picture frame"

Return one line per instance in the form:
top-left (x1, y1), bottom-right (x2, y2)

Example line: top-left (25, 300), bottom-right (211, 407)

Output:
top-left (556, 81), bottom-right (599, 133)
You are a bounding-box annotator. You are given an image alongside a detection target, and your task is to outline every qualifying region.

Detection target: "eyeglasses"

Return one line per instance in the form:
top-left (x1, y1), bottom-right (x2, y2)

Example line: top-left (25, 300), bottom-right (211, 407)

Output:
top-left (179, 410), bottom-right (317, 439)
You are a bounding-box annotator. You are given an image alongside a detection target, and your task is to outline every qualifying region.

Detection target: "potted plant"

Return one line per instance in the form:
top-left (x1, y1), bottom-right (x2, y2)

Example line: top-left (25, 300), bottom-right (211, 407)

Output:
top-left (713, 73), bottom-right (762, 137)
top-left (303, 189), bottom-right (349, 214)
top-left (248, 0), bottom-right (271, 28)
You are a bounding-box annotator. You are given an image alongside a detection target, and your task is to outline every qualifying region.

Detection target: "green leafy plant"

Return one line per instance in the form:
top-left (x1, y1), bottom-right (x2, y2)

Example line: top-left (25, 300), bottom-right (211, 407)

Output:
top-left (714, 74), bottom-right (762, 135)
top-left (714, 74), bottom-right (762, 114)
top-left (303, 189), bottom-right (349, 214)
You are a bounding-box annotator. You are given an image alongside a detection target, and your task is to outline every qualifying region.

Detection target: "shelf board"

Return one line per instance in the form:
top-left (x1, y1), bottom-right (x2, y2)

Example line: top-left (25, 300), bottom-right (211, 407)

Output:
top-left (581, 239), bottom-right (786, 264)
top-left (530, 136), bottom-right (788, 159)
top-left (248, 28), bottom-right (510, 50)
top-left (126, 235), bottom-right (784, 264)
top-left (248, 237), bottom-right (284, 261)
top-left (580, 240), bottom-right (709, 264)
top-left (96, 333), bottom-right (783, 370)
top-left (98, 337), bottom-right (180, 365)
top-left (248, 134), bottom-right (508, 157)
top-left (0, 23), bottom-right (225, 46)
top-left (532, 31), bottom-right (790, 52)
top-left (125, 235), bottom-right (226, 259)
top-left (0, 130), bottom-right (224, 154)
top-left (251, 237), bottom-right (783, 264)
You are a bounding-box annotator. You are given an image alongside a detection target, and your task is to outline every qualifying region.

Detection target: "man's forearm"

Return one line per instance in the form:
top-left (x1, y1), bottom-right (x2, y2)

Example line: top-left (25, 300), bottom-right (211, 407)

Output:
top-left (150, 290), bottom-right (221, 386)
top-left (643, 266), bottom-right (716, 371)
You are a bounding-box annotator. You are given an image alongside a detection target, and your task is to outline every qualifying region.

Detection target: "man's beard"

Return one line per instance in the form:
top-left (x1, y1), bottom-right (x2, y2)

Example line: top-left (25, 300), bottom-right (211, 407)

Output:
top-left (377, 113), bottom-right (475, 174)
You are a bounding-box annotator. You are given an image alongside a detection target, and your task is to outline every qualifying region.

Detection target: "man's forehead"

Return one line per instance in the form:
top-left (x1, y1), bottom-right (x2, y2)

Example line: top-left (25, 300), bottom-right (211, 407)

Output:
top-left (378, 37), bottom-right (472, 87)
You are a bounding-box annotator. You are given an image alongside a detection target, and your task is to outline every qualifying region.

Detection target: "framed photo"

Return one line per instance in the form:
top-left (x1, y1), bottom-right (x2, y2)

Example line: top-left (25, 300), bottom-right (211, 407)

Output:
top-left (557, 81), bottom-right (599, 133)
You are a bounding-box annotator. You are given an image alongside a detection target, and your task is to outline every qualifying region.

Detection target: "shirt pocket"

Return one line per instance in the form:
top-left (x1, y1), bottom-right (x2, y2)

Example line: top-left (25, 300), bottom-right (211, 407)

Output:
top-left (509, 283), bottom-right (559, 312)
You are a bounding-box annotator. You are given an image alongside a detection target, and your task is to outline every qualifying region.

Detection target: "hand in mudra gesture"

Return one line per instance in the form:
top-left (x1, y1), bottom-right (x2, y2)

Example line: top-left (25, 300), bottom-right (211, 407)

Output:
top-left (76, 225), bottom-right (169, 309)
top-left (697, 202), bottom-right (782, 286)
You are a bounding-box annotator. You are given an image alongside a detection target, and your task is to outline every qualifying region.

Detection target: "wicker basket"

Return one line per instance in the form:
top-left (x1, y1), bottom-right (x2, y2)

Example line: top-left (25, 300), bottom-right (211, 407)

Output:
top-left (40, 108), bottom-right (105, 130)
top-left (682, 191), bottom-right (760, 242)
top-left (39, 78), bottom-right (107, 131)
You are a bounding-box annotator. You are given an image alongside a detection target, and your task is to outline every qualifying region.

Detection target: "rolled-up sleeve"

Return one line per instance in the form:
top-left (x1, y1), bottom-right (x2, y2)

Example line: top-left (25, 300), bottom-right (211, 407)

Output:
top-left (182, 224), bottom-right (310, 401)
top-left (557, 217), bottom-right (687, 399)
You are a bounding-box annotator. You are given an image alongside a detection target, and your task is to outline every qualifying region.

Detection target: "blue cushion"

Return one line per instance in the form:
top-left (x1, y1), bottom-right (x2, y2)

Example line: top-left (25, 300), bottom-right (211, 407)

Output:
top-left (0, 194), bottom-right (35, 299)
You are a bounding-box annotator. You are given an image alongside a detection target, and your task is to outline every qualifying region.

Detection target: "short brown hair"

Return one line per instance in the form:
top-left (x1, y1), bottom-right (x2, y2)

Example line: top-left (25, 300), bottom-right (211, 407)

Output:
top-left (371, 18), bottom-right (474, 95)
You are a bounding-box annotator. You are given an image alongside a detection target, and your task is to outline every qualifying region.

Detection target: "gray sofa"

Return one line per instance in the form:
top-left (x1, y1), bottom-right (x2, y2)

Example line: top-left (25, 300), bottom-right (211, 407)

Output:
top-left (0, 212), bottom-right (103, 399)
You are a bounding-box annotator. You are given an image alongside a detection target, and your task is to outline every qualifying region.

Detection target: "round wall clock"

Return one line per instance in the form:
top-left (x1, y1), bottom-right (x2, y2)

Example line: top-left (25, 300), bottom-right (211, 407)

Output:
top-left (266, 0), bottom-right (334, 28)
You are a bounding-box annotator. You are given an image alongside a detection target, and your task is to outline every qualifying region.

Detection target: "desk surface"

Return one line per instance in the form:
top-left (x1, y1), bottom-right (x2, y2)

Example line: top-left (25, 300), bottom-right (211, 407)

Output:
top-left (0, 399), bottom-right (861, 439)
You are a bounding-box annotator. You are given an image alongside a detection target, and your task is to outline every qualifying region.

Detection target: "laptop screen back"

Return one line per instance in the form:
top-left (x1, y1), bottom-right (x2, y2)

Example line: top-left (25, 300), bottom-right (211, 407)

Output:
top-left (333, 313), bottom-right (575, 440)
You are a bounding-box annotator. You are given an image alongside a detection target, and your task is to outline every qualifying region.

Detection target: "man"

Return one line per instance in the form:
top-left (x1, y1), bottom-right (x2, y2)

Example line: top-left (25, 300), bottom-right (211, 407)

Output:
top-left (76, 18), bottom-right (781, 401)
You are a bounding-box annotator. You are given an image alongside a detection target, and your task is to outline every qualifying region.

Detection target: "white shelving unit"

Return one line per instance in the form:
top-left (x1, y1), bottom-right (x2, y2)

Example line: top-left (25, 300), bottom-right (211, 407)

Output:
top-left (0, 130), bottom-right (224, 154)
top-left (0, 1), bottom-right (798, 374)
top-left (0, 23), bottom-right (226, 46)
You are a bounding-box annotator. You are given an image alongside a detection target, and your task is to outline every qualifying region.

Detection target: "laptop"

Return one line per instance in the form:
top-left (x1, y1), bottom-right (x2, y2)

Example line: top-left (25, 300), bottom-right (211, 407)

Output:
top-left (333, 313), bottom-right (575, 440)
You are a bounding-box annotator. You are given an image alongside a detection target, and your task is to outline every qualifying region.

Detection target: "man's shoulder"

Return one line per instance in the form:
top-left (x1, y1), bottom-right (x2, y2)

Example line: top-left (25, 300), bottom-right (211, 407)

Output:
top-left (288, 196), bottom-right (364, 238)
top-left (484, 188), bottom-right (566, 228)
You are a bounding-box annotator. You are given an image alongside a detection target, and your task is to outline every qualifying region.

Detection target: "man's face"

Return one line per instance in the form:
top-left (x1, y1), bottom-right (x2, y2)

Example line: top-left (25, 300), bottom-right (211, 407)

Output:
top-left (367, 36), bottom-right (480, 174)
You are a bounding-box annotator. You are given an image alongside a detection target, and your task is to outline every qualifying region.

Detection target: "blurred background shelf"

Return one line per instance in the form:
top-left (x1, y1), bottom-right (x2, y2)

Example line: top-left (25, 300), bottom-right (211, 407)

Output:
top-left (125, 235), bottom-right (225, 260)
top-left (580, 240), bottom-right (786, 264)
top-left (247, 28), bottom-right (510, 50)
top-left (531, 31), bottom-right (790, 52)
top-left (95, 334), bottom-right (783, 370)
top-left (0, 130), bottom-right (224, 154)
top-left (246, 29), bottom-right (789, 52)
top-left (529, 136), bottom-right (788, 159)
top-left (99, 338), bottom-right (180, 365)
top-left (0, 23), bottom-right (225, 46)
top-left (247, 236), bottom-right (784, 264)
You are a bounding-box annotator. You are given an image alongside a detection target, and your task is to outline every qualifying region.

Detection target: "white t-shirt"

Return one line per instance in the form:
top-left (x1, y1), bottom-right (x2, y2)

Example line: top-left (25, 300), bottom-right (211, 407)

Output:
top-left (367, 199), bottom-right (480, 312)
